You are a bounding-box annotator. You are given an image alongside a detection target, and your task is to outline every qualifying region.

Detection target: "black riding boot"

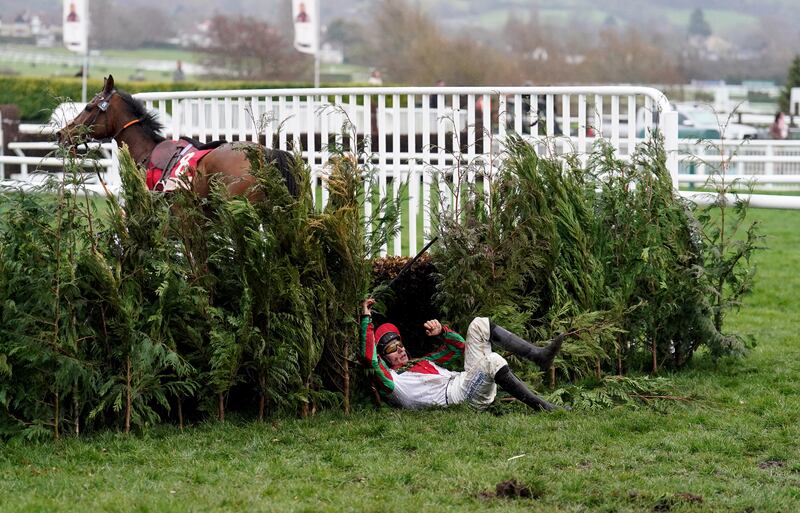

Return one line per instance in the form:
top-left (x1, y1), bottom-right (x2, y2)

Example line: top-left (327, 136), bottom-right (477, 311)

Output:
top-left (494, 365), bottom-right (558, 412)
top-left (489, 323), bottom-right (565, 372)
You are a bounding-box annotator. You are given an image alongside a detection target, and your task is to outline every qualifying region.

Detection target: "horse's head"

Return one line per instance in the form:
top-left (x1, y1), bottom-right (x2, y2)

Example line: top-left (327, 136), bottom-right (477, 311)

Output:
top-left (57, 75), bottom-right (128, 149)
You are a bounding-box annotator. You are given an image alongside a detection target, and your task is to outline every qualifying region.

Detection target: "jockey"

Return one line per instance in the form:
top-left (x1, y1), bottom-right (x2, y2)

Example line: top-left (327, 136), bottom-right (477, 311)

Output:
top-left (358, 298), bottom-right (565, 411)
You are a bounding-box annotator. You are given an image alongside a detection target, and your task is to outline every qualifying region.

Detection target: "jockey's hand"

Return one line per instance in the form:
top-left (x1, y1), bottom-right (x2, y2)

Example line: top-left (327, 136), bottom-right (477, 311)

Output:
top-left (362, 298), bottom-right (376, 317)
top-left (424, 319), bottom-right (443, 337)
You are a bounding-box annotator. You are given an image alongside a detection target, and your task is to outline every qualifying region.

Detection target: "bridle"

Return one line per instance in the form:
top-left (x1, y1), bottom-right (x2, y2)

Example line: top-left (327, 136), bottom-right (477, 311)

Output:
top-left (68, 90), bottom-right (146, 192)
top-left (82, 90), bottom-right (143, 143)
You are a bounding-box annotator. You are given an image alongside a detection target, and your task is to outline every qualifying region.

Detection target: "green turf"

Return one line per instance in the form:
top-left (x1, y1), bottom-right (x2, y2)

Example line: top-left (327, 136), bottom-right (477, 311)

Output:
top-left (0, 208), bottom-right (798, 512)
top-left (0, 43), bottom-right (368, 83)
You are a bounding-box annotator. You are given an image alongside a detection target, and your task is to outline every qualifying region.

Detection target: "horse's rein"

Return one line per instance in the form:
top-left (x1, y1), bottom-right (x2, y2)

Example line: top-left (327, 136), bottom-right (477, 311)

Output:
top-left (112, 118), bottom-right (142, 140)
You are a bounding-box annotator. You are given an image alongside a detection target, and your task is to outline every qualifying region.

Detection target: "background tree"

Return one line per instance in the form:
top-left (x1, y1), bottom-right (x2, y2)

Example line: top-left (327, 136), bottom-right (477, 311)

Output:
top-left (780, 55), bottom-right (800, 113)
top-left (580, 27), bottom-right (683, 84)
top-left (688, 8), bottom-right (712, 38)
top-left (90, 0), bottom-right (175, 49)
top-left (365, 0), bottom-right (516, 85)
top-left (197, 15), bottom-right (309, 81)
top-left (325, 19), bottom-right (372, 66)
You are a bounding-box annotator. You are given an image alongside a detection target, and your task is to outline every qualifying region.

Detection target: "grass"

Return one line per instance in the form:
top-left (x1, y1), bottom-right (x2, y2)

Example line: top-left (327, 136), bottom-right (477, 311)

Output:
top-left (659, 8), bottom-right (759, 36)
top-left (0, 43), bottom-right (370, 83)
top-left (0, 44), bottom-right (197, 82)
top-left (431, 1), bottom-right (762, 35)
top-left (0, 207), bottom-right (799, 512)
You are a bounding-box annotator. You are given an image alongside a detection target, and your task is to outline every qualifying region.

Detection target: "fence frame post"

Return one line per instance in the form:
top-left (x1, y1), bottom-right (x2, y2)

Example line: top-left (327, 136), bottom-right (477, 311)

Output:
top-left (661, 110), bottom-right (679, 190)
top-left (0, 109), bottom-right (4, 180)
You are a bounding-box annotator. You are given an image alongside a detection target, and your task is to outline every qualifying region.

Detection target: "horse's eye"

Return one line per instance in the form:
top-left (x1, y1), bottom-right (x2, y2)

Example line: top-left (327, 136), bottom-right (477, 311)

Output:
top-left (84, 105), bottom-right (92, 112)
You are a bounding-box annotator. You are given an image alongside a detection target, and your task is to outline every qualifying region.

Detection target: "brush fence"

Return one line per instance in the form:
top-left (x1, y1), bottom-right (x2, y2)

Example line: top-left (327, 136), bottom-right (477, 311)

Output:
top-left (133, 86), bottom-right (678, 256)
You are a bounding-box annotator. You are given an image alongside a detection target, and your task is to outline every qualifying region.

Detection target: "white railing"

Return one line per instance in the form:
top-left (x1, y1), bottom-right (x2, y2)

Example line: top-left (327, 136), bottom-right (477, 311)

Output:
top-left (11, 85), bottom-right (800, 252)
top-left (7, 86), bottom-right (800, 254)
top-left (678, 138), bottom-right (800, 179)
top-left (132, 86), bottom-right (677, 255)
top-left (16, 86), bottom-right (800, 250)
top-left (0, 138), bottom-right (120, 192)
top-left (676, 138), bottom-right (800, 210)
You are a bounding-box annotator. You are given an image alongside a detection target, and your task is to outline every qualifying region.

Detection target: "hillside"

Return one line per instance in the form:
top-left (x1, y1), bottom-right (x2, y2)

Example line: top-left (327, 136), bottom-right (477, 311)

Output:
top-left (412, 0), bottom-right (796, 37)
top-left (7, 0), bottom-right (799, 33)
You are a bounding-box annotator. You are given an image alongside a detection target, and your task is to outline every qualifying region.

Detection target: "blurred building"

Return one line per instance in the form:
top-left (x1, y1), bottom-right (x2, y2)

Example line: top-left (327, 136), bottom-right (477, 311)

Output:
top-left (0, 12), bottom-right (59, 47)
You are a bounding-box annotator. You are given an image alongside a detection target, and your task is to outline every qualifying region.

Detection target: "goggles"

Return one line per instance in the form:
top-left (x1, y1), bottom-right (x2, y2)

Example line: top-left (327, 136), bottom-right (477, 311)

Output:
top-left (378, 332), bottom-right (403, 356)
top-left (383, 340), bottom-right (404, 355)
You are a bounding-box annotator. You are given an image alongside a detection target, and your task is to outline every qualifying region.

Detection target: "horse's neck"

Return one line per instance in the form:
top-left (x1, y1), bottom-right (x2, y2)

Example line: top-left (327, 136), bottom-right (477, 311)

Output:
top-left (115, 128), bottom-right (158, 166)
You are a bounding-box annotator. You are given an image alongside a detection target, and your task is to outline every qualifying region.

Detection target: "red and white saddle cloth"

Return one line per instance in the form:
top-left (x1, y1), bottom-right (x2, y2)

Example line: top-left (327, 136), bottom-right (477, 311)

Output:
top-left (145, 140), bottom-right (214, 192)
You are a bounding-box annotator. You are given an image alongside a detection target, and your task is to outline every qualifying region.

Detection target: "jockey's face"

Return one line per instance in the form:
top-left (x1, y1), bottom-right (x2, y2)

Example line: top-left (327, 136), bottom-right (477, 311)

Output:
top-left (384, 343), bottom-right (408, 369)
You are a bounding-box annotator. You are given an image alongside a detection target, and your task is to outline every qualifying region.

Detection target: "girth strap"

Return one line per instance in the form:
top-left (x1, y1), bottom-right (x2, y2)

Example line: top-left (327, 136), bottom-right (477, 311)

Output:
top-left (156, 145), bottom-right (194, 191)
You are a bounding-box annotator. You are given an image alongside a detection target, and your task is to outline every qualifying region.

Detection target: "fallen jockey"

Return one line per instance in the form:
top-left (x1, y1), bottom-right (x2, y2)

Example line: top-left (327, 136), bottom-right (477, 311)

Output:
top-left (358, 298), bottom-right (567, 411)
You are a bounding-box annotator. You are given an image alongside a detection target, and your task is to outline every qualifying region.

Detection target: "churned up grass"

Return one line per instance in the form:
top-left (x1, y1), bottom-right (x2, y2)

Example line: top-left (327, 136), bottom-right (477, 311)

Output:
top-left (0, 207), bottom-right (798, 513)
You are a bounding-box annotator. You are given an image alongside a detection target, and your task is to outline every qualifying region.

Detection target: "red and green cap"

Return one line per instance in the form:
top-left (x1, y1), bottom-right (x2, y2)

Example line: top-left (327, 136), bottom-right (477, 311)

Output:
top-left (375, 323), bottom-right (402, 355)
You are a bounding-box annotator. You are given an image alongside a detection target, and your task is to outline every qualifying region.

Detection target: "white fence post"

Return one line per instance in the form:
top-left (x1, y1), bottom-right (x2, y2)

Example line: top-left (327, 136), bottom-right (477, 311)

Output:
top-left (108, 144), bottom-right (121, 191)
top-left (765, 143), bottom-right (774, 178)
top-left (661, 110), bottom-right (679, 190)
top-left (0, 109), bottom-right (4, 180)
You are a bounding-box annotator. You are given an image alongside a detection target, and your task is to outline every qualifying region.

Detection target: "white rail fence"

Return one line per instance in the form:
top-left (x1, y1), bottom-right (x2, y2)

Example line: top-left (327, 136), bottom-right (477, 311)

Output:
top-left (679, 139), bottom-right (800, 183)
top-left (136, 86), bottom-right (679, 255)
top-left (2, 86), bottom-right (799, 254)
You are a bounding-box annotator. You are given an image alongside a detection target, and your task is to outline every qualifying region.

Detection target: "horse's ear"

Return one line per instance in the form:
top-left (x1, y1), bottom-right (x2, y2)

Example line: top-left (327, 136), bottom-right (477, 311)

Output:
top-left (104, 75), bottom-right (115, 94)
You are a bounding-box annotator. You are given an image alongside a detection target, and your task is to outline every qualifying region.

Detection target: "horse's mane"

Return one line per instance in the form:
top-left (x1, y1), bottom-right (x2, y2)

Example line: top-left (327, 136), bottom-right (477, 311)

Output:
top-left (117, 90), bottom-right (166, 143)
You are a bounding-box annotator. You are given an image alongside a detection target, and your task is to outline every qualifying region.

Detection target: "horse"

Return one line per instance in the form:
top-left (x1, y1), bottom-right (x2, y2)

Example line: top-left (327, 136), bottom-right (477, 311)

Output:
top-left (57, 75), bottom-right (298, 199)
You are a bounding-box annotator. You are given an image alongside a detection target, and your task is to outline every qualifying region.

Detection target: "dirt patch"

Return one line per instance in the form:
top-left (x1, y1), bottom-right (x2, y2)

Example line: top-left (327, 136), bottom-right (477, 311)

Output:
top-left (758, 460), bottom-right (786, 469)
top-left (675, 492), bottom-right (703, 504)
top-left (652, 493), bottom-right (704, 512)
top-left (477, 479), bottom-right (543, 500)
top-left (652, 497), bottom-right (674, 512)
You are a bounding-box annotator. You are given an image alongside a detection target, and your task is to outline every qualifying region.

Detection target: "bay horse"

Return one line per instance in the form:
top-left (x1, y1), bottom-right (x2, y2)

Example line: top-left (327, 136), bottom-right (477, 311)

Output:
top-left (57, 75), bottom-right (297, 198)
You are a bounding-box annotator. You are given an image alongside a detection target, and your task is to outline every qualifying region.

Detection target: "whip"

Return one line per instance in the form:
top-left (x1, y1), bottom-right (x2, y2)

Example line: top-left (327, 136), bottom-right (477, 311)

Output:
top-left (386, 236), bottom-right (439, 290)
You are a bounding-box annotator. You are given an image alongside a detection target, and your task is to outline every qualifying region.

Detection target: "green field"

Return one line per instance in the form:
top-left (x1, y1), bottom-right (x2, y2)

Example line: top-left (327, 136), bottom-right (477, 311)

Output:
top-left (430, 0), bottom-right (764, 37)
top-left (660, 8), bottom-right (758, 35)
top-left (0, 206), bottom-right (798, 512)
top-left (0, 44), bottom-right (367, 84)
top-left (0, 44), bottom-right (200, 82)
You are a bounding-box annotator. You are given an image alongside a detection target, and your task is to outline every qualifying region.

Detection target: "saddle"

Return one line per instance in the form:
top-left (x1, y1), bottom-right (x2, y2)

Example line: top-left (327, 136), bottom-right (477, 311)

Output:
top-left (146, 137), bottom-right (225, 192)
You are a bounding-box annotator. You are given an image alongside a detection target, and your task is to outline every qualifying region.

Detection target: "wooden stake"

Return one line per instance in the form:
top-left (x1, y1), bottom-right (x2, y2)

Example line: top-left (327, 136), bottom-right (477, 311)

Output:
top-left (125, 356), bottom-right (132, 434)
top-left (177, 398), bottom-right (184, 431)
top-left (74, 393), bottom-right (80, 436)
top-left (370, 384), bottom-right (382, 408)
top-left (651, 339), bottom-right (658, 374)
top-left (54, 391), bottom-right (60, 441)
top-left (343, 347), bottom-right (350, 415)
top-left (259, 393), bottom-right (266, 421)
top-left (549, 365), bottom-right (556, 388)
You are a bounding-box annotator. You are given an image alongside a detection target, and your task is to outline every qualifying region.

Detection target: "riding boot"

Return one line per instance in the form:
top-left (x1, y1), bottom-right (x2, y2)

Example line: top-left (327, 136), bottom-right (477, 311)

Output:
top-left (489, 323), bottom-right (565, 372)
top-left (494, 365), bottom-right (558, 412)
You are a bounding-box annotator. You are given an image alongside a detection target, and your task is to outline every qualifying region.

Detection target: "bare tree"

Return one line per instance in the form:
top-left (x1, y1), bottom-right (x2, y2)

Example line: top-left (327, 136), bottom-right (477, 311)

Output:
top-left (90, 0), bottom-right (175, 49)
top-left (365, 0), bottom-right (517, 85)
top-left (198, 14), bottom-right (310, 81)
top-left (579, 27), bottom-right (684, 84)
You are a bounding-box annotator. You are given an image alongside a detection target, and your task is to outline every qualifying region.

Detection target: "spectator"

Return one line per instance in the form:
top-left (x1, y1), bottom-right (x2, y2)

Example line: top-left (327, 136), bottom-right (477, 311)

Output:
top-left (368, 69), bottom-right (383, 85)
top-left (173, 60), bottom-right (185, 83)
top-left (769, 111), bottom-right (788, 139)
top-left (430, 79), bottom-right (446, 108)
